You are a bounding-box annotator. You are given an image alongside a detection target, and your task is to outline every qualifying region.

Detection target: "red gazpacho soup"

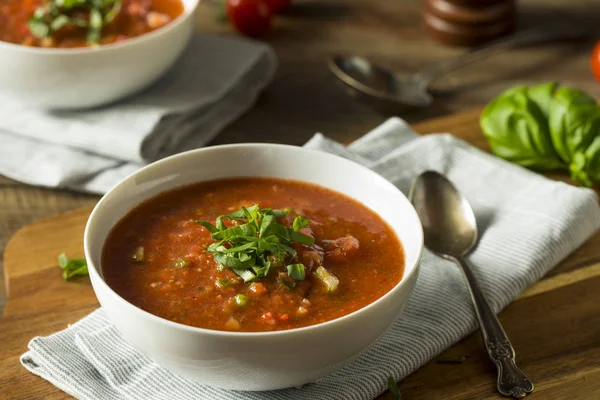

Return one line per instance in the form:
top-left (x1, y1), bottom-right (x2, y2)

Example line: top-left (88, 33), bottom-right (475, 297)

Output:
top-left (102, 178), bottom-right (405, 332)
top-left (0, 0), bottom-right (184, 48)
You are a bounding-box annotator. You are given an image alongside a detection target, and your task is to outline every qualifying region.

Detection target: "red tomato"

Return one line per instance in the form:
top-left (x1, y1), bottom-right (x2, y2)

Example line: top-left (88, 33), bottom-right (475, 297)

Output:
top-left (227, 0), bottom-right (272, 38)
top-left (264, 0), bottom-right (290, 14)
top-left (592, 41), bottom-right (600, 82)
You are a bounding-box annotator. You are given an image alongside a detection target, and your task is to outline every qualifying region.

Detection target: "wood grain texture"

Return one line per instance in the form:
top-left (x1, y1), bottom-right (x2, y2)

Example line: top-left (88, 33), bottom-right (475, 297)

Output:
top-left (2, 109), bottom-right (600, 399)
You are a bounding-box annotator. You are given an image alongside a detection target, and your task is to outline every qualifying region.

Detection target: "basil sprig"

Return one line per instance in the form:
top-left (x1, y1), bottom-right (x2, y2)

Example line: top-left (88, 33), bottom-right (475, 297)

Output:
top-left (481, 82), bottom-right (600, 187)
top-left (28, 0), bottom-right (122, 45)
top-left (198, 205), bottom-right (314, 283)
top-left (58, 252), bottom-right (88, 281)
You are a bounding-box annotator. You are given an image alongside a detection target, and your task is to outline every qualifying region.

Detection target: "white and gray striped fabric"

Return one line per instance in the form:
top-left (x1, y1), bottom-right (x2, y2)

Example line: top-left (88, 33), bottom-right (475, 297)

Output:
top-left (21, 118), bottom-right (600, 400)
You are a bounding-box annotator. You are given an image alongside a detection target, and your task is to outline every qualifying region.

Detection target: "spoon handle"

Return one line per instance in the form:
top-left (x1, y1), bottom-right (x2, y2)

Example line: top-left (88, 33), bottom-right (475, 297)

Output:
top-left (416, 25), bottom-right (588, 86)
top-left (455, 257), bottom-right (534, 398)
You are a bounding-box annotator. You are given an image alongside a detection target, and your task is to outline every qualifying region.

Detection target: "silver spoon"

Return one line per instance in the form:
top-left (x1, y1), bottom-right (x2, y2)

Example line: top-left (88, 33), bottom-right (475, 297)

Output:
top-left (409, 170), bottom-right (534, 398)
top-left (330, 27), bottom-right (587, 108)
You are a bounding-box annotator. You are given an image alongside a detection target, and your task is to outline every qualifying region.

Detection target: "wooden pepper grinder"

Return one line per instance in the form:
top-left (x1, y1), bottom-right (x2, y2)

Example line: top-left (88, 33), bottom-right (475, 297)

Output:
top-left (422, 0), bottom-right (517, 47)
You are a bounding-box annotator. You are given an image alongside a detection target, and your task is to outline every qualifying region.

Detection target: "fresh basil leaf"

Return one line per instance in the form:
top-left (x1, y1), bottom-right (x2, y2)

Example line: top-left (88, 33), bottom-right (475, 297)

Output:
top-left (212, 223), bottom-right (257, 240)
top-left (221, 241), bottom-right (256, 253)
top-left (569, 137), bottom-right (600, 187)
top-left (63, 264), bottom-right (88, 281)
top-left (549, 87), bottom-right (600, 164)
top-left (527, 82), bottom-right (558, 118)
top-left (232, 269), bottom-right (256, 282)
top-left (289, 230), bottom-right (315, 246)
top-left (277, 243), bottom-right (297, 259)
top-left (222, 204), bottom-right (260, 220)
top-left (252, 263), bottom-right (270, 278)
top-left (481, 86), bottom-right (565, 171)
top-left (262, 208), bottom-right (287, 218)
top-left (259, 214), bottom-right (276, 238)
top-left (57, 253), bottom-right (88, 281)
top-left (286, 264), bottom-right (306, 280)
top-left (197, 220), bottom-right (218, 233)
top-left (215, 216), bottom-right (227, 231)
top-left (260, 221), bottom-right (290, 240)
top-left (238, 252), bottom-right (252, 262)
top-left (214, 252), bottom-right (255, 269)
top-left (292, 215), bottom-right (310, 231)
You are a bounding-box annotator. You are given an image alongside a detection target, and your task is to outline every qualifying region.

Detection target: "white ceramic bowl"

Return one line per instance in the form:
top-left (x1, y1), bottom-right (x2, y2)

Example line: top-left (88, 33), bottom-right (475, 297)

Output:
top-left (84, 144), bottom-right (423, 391)
top-left (0, 0), bottom-right (198, 110)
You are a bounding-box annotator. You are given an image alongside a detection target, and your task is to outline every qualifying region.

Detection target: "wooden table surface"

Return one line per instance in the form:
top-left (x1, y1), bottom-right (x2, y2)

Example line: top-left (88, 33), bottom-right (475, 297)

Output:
top-left (1, 0), bottom-right (600, 398)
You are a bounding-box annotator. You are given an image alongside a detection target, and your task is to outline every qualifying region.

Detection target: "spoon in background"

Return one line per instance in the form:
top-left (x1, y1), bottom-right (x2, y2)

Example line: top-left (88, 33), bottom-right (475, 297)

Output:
top-left (330, 26), bottom-right (587, 109)
top-left (409, 170), bottom-right (534, 398)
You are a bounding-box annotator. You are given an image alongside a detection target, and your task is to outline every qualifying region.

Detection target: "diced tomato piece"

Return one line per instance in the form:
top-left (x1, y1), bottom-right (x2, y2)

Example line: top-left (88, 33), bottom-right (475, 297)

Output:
top-left (249, 282), bottom-right (267, 295)
top-left (278, 313), bottom-right (289, 322)
top-left (260, 312), bottom-right (276, 325)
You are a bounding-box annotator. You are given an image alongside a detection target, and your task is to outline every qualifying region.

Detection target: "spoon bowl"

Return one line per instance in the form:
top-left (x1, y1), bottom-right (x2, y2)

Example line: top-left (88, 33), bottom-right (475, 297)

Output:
top-left (329, 55), bottom-right (432, 108)
top-left (409, 170), bottom-right (478, 257)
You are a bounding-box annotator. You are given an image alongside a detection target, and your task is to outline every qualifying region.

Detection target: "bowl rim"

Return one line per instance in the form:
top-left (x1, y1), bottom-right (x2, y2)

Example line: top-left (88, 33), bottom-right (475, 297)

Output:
top-left (0, 0), bottom-right (199, 55)
top-left (84, 143), bottom-right (424, 338)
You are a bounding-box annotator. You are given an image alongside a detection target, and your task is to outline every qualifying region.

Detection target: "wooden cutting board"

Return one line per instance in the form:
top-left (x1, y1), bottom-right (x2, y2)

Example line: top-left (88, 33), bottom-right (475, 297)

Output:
top-left (2, 109), bottom-right (600, 400)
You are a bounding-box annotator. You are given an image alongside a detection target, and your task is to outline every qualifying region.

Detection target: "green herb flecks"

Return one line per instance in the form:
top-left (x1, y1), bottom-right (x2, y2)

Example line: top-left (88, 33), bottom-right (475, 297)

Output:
top-left (198, 205), bottom-right (314, 283)
top-left (217, 278), bottom-right (233, 287)
top-left (387, 376), bottom-right (401, 400)
top-left (28, 0), bottom-right (122, 46)
top-left (58, 252), bottom-right (89, 281)
top-left (233, 294), bottom-right (248, 307)
top-left (286, 264), bottom-right (306, 280)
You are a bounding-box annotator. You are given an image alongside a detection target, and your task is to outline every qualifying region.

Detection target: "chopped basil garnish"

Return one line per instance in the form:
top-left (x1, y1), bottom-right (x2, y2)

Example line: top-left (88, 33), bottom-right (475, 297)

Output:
top-left (292, 215), bottom-right (310, 232)
top-left (58, 252), bottom-right (89, 281)
top-left (198, 205), bottom-right (314, 282)
top-left (216, 278), bottom-right (232, 287)
top-left (387, 376), bottom-right (401, 400)
top-left (28, 0), bottom-right (122, 45)
top-left (286, 264), bottom-right (306, 280)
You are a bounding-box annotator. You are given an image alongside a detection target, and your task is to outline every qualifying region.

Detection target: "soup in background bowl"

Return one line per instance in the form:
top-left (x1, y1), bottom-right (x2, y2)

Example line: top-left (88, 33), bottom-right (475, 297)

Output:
top-left (0, 0), bottom-right (198, 109)
top-left (0, 0), bottom-right (185, 48)
top-left (84, 143), bottom-right (423, 390)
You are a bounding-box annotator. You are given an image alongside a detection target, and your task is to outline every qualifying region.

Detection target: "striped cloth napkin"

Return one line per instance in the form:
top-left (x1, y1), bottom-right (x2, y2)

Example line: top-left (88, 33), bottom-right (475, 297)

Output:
top-left (0, 35), bottom-right (276, 194)
top-left (21, 118), bottom-right (600, 400)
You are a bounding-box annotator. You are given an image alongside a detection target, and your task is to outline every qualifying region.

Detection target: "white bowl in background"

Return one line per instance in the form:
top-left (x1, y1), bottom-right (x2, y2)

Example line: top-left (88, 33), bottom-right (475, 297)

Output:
top-left (0, 0), bottom-right (199, 110)
top-left (84, 144), bottom-right (423, 391)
